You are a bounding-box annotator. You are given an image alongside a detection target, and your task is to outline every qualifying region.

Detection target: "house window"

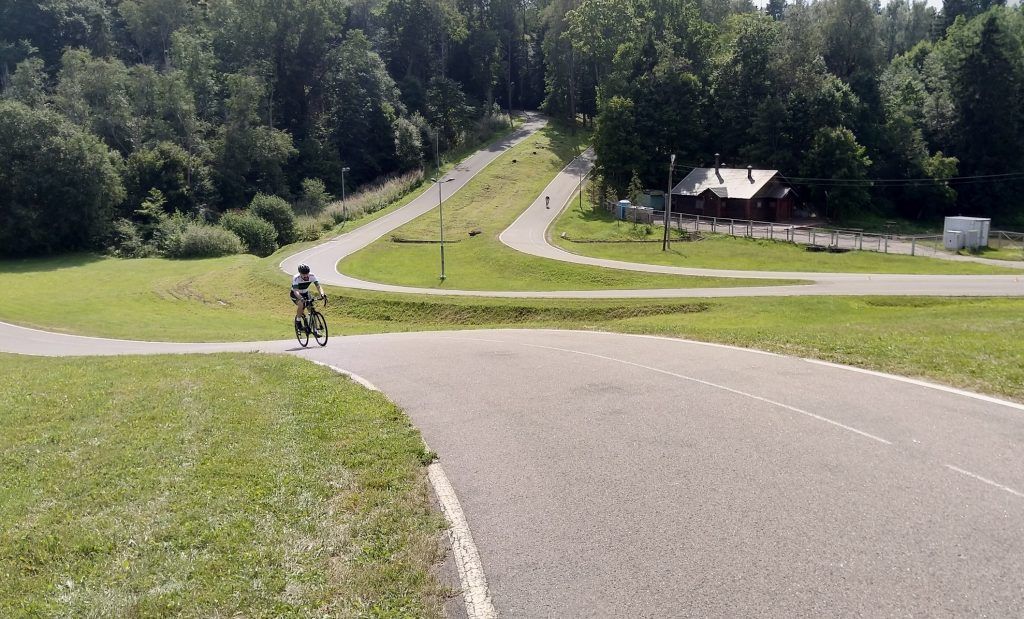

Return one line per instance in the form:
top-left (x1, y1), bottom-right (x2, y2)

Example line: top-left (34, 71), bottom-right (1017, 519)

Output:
top-left (696, 198), bottom-right (704, 211)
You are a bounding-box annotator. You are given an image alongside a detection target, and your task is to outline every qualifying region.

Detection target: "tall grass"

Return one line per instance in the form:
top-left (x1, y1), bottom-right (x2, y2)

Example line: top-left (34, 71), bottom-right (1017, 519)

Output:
top-left (296, 170), bottom-right (425, 240)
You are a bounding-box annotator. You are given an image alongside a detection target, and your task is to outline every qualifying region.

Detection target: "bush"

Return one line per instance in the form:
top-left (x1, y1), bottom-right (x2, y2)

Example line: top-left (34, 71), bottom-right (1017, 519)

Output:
top-left (296, 219), bottom-right (323, 242)
top-left (107, 218), bottom-right (159, 258)
top-left (219, 211), bottom-right (278, 257)
top-left (250, 193), bottom-right (297, 245)
top-left (296, 178), bottom-right (332, 215)
top-left (164, 222), bottom-right (244, 258)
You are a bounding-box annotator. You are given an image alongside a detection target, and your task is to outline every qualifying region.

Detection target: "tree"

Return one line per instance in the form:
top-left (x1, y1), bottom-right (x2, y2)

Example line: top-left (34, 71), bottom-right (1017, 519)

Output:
top-left (0, 101), bottom-right (124, 255)
top-left (425, 75), bottom-right (472, 149)
top-left (4, 57), bottom-right (47, 107)
top-left (323, 31), bottom-right (407, 184)
top-left (593, 96), bottom-right (643, 193)
top-left (821, 0), bottom-right (883, 100)
top-left (943, 9), bottom-right (1024, 216)
top-left (212, 74), bottom-right (297, 207)
top-left (803, 126), bottom-right (873, 220)
top-left (124, 141), bottom-right (211, 216)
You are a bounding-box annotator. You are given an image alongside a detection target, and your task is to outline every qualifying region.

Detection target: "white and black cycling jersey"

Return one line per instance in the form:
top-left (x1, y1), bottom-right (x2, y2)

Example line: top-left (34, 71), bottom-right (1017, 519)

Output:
top-left (291, 273), bottom-right (319, 291)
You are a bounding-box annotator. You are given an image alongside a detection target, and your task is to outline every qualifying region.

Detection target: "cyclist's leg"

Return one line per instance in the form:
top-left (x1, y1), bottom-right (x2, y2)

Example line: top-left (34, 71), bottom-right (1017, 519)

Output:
top-left (291, 290), bottom-right (304, 320)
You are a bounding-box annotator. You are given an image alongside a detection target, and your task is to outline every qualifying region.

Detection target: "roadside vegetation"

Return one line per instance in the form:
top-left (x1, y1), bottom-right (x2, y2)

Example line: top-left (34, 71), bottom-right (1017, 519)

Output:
top-left (551, 196), bottom-right (1020, 274)
top-left (0, 353), bottom-right (445, 617)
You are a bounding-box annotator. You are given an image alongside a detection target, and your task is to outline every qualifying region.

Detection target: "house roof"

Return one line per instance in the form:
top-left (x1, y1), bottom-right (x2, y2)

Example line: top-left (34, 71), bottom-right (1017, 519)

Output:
top-left (672, 167), bottom-right (780, 200)
top-left (757, 185), bottom-right (793, 200)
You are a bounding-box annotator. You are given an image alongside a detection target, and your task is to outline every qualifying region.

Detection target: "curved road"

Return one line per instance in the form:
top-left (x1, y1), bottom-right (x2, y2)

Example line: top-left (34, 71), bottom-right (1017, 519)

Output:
top-left (3, 321), bottom-right (1023, 616)
top-left (6, 120), bottom-right (1024, 616)
top-left (286, 142), bottom-right (1024, 297)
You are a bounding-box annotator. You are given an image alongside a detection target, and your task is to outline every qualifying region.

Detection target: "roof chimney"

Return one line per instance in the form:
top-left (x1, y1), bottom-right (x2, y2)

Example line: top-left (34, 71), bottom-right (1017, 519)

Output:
top-left (714, 153), bottom-right (720, 171)
top-left (747, 165), bottom-right (753, 181)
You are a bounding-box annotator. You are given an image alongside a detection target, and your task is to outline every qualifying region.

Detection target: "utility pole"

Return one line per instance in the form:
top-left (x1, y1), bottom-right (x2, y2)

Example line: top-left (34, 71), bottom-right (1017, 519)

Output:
top-left (663, 154), bottom-right (676, 251)
top-left (341, 166), bottom-right (350, 219)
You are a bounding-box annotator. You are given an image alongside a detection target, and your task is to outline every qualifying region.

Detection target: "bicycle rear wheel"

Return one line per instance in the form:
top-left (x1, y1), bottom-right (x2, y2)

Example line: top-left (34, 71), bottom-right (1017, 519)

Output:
top-left (311, 310), bottom-right (328, 346)
top-left (295, 317), bottom-right (309, 347)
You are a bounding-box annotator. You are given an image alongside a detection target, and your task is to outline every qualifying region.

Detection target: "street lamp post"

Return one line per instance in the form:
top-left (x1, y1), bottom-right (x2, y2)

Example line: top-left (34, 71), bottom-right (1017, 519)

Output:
top-left (432, 176), bottom-right (455, 280)
top-left (341, 166), bottom-right (351, 219)
top-left (663, 153), bottom-right (676, 251)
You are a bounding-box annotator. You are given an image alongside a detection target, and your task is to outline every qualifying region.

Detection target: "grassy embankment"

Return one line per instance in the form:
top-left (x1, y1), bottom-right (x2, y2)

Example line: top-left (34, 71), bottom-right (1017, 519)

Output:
top-left (551, 198), bottom-right (1020, 274)
top-left (0, 353), bottom-right (445, 617)
top-left (337, 124), bottom-right (798, 290)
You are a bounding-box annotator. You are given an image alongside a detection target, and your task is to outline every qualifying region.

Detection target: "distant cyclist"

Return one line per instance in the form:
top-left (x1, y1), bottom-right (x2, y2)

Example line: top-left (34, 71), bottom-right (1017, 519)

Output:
top-left (291, 263), bottom-right (326, 330)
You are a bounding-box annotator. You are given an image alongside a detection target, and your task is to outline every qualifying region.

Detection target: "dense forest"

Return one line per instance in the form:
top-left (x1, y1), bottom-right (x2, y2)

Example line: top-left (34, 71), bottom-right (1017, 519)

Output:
top-left (1, 0), bottom-right (1022, 256)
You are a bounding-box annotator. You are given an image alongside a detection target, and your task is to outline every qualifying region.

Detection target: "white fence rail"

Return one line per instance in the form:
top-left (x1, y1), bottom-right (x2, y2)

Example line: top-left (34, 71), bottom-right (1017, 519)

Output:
top-left (658, 213), bottom-right (973, 258)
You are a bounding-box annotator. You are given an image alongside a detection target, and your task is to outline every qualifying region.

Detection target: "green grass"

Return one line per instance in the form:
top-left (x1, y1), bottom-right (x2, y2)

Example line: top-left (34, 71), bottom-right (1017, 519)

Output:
top-left (973, 246), bottom-right (1024, 261)
top-left (0, 353), bottom-right (445, 617)
top-left (0, 253), bottom-right (286, 340)
top-left (2, 252), bottom-right (1024, 401)
top-left (552, 200), bottom-right (1018, 274)
top-left (338, 124), bottom-right (799, 290)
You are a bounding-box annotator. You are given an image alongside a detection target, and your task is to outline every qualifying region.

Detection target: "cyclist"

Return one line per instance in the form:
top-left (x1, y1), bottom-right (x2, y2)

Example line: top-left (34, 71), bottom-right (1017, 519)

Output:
top-left (291, 263), bottom-right (326, 331)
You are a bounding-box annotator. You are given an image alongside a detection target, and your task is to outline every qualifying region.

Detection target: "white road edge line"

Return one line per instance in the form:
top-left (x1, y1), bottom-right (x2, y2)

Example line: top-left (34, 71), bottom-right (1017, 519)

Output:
top-left (309, 360), bottom-right (498, 618)
top-left (445, 335), bottom-right (893, 446)
top-left (428, 461), bottom-right (498, 619)
top-left (946, 465), bottom-right (1024, 499)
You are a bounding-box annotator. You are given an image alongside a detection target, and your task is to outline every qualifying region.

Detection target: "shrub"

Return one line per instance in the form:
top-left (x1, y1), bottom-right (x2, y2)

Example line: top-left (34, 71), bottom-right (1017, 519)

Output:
top-left (164, 222), bottom-right (244, 258)
top-left (219, 211), bottom-right (278, 257)
top-left (107, 218), bottom-right (159, 258)
top-left (296, 178), bottom-right (332, 215)
top-left (250, 193), bottom-right (297, 245)
top-left (296, 219), bottom-right (323, 242)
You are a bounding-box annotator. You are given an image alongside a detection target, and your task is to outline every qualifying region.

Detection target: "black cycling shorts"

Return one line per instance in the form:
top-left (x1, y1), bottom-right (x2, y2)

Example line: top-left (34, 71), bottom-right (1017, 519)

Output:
top-left (290, 290), bottom-right (311, 304)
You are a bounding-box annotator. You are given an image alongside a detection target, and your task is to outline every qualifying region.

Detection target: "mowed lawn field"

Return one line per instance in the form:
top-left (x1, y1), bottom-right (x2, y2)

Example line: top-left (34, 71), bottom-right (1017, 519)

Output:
top-left (551, 198), bottom-right (1021, 274)
top-left (0, 353), bottom-right (445, 617)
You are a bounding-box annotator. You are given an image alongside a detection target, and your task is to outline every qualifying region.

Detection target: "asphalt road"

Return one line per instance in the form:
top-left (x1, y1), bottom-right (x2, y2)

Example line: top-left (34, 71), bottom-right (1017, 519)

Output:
top-left (4, 323), bottom-right (1022, 616)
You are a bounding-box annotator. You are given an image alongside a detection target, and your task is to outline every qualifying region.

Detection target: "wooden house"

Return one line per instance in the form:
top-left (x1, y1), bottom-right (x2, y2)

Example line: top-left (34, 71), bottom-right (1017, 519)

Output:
top-left (670, 165), bottom-right (795, 222)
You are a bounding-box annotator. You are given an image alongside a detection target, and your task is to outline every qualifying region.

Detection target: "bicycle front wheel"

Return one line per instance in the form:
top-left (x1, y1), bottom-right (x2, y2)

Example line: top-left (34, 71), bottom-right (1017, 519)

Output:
top-left (311, 310), bottom-right (328, 347)
top-left (295, 317), bottom-right (309, 347)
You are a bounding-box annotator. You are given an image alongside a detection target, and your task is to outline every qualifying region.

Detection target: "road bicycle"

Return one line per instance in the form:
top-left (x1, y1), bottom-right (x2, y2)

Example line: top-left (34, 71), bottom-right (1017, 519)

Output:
top-left (295, 295), bottom-right (328, 347)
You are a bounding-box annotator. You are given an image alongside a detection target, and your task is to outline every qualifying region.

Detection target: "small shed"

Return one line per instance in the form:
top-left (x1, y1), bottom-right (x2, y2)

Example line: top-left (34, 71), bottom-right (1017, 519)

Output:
top-left (944, 216), bottom-right (990, 249)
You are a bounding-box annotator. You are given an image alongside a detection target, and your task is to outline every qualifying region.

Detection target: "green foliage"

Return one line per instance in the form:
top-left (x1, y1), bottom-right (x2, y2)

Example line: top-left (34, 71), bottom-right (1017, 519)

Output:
top-left (295, 178), bottom-right (332, 215)
top-left (249, 193), bottom-right (297, 245)
top-left (213, 74), bottom-right (296, 207)
top-left (4, 57), bottom-right (46, 107)
top-left (627, 170), bottom-right (645, 204)
top-left (594, 96), bottom-right (642, 193)
top-left (163, 221), bottom-right (244, 258)
top-left (323, 31), bottom-right (405, 184)
top-left (123, 141), bottom-right (209, 215)
top-left (0, 100), bottom-right (125, 256)
top-left (805, 126), bottom-right (873, 220)
top-left (426, 76), bottom-right (472, 149)
top-left (218, 211), bottom-right (278, 257)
